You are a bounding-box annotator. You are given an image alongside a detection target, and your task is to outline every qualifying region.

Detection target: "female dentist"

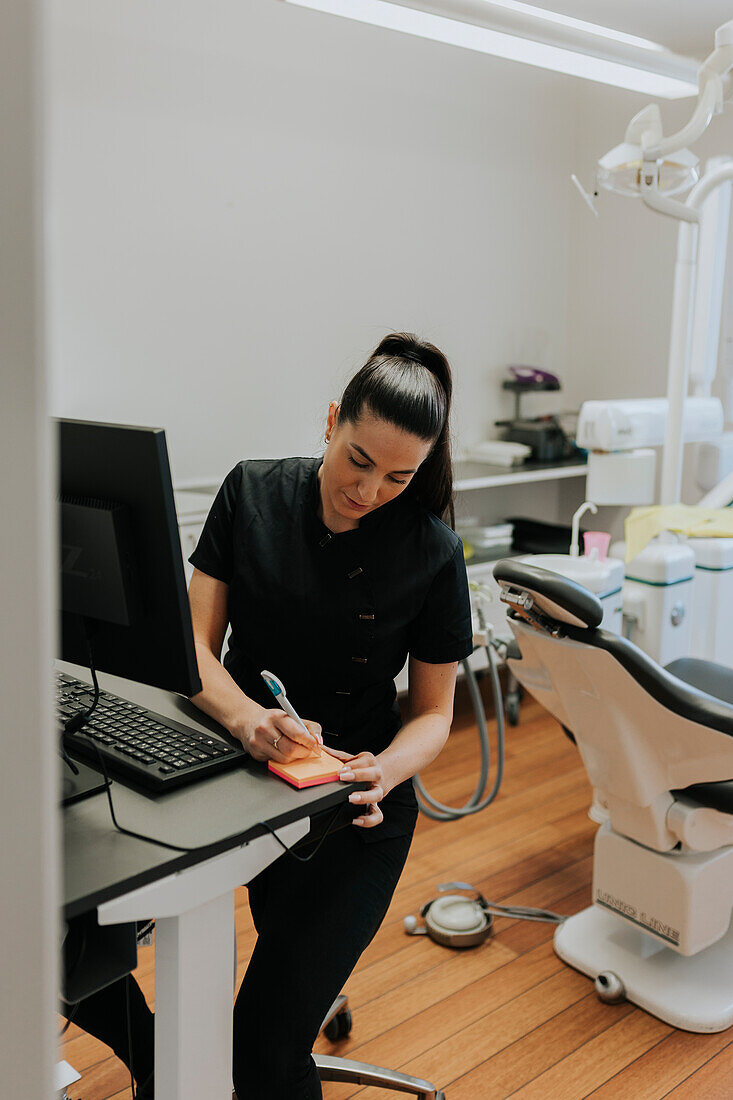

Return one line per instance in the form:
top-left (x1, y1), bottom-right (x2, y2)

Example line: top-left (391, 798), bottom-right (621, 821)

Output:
top-left (188, 332), bottom-right (473, 1098)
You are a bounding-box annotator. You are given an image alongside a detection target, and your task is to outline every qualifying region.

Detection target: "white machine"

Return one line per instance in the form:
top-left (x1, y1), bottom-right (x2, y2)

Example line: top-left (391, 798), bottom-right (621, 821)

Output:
top-left (577, 397), bottom-right (723, 454)
top-left (690, 537), bottom-right (733, 663)
top-left (575, 22), bottom-right (733, 669)
top-left (495, 559), bottom-right (733, 1033)
top-left (611, 539), bottom-right (694, 666)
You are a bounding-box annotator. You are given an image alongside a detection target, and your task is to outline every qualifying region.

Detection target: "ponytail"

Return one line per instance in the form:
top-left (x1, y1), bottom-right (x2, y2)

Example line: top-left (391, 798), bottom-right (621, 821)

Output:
top-left (339, 333), bottom-right (455, 526)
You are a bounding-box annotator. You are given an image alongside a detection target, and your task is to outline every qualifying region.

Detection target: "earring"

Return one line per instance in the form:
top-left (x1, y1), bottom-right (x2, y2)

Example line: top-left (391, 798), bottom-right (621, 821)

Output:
top-left (324, 434), bottom-right (331, 444)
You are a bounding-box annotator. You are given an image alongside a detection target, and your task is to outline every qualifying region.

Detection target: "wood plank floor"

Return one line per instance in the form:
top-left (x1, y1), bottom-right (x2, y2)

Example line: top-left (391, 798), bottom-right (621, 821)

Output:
top-left (60, 684), bottom-right (733, 1099)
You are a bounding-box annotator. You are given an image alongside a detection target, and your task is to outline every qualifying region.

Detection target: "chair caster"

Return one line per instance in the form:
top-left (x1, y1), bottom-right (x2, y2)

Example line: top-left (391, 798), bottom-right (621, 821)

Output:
top-left (324, 1006), bottom-right (352, 1040)
top-left (321, 993), bottom-right (353, 1041)
top-left (505, 681), bottom-right (522, 726)
top-left (595, 970), bottom-right (625, 1004)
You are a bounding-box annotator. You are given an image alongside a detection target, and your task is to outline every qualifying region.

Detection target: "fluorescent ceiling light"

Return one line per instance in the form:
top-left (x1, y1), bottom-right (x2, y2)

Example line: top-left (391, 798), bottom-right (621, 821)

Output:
top-left (281, 0), bottom-right (699, 99)
top-left (472, 0), bottom-right (665, 54)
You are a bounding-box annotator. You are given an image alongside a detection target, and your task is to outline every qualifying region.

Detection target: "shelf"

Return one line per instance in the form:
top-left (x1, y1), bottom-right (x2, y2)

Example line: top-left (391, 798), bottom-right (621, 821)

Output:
top-left (454, 455), bottom-right (587, 491)
top-left (174, 489), bottom-right (216, 523)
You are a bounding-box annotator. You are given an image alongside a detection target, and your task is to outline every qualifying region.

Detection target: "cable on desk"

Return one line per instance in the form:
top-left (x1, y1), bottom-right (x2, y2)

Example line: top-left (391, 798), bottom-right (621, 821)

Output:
top-left (125, 975), bottom-right (136, 1100)
top-left (257, 803), bottom-right (346, 863)
top-left (58, 999), bottom-right (81, 1038)
top-left (64, 627), bottom-right (207, 854)
top-left (66, 630), bottom-right (352, 860)
top-left (58, 919), bottom-right (88, 1036)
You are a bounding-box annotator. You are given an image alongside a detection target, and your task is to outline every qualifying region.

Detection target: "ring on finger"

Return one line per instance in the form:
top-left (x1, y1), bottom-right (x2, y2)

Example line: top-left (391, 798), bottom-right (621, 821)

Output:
top-left (272, 734), bottom-right (281, 748)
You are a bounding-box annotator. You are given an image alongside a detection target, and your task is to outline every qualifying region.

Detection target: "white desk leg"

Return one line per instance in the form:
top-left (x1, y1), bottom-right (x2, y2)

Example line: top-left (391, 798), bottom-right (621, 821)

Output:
top-left (155, 890), bottom-right (234, 1100)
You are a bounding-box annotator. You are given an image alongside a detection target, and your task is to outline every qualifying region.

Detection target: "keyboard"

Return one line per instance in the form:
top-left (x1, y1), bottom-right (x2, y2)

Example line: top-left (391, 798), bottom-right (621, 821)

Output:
top-left (57, 672), bottom-right (246, 794)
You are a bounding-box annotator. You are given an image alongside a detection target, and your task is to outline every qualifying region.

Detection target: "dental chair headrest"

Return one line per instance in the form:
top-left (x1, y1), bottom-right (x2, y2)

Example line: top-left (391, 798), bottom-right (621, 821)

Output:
top-left (495, 560), bottom-right (733, 739)
top-left (493, 559), bottom-right (603, 631)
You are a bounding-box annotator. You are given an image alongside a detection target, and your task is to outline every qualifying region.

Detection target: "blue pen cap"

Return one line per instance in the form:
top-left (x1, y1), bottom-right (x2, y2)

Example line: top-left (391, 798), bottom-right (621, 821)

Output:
top-left (261, 669), bottom-right (284, 697)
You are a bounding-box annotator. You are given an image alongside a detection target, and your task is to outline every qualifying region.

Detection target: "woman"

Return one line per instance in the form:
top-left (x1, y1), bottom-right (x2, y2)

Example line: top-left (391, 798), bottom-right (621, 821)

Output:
top-left (188, 332), bottom-right (473, 1098)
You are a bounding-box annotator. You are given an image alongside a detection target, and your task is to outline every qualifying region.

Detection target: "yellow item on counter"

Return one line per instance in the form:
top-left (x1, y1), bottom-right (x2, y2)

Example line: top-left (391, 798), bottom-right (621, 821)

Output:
top-left (625, 505), bottom-right (733, 561)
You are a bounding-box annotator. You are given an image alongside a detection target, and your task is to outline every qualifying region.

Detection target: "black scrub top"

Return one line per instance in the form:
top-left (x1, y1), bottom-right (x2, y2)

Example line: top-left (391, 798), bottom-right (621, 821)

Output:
top-left (189, 457), bottom-right (473, 841)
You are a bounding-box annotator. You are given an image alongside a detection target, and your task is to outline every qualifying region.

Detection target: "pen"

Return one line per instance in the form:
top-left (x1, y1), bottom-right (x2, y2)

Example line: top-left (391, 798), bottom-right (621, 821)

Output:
top-left (260, 670), bottom-right (321, 758)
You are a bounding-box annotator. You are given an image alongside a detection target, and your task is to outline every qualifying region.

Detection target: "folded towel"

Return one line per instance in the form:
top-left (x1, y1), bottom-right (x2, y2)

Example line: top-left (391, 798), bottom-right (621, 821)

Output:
top-left (625, 504), bottom-right (733, 561)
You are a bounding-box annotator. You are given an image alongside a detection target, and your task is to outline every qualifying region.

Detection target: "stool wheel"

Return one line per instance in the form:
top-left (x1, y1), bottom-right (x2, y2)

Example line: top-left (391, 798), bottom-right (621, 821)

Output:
top-left (505, 695), bottom-right (520, 726)
top-left (324, 1007), bottom-right (352, 1040)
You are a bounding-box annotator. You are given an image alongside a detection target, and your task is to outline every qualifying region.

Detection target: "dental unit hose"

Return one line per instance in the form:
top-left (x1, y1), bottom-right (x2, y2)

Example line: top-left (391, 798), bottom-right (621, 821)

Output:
top-left (413, 602), bottom-right (505, 821)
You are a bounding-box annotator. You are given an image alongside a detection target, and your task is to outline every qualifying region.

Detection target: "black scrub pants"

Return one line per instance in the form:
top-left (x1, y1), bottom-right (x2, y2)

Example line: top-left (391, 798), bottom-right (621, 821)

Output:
top-left (233, 821), bottom-right (415, 1100)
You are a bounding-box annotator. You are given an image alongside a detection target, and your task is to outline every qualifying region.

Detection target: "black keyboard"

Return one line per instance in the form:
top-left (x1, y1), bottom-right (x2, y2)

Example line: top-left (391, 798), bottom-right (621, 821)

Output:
top-left (57, 672), bottom-right (246, 793)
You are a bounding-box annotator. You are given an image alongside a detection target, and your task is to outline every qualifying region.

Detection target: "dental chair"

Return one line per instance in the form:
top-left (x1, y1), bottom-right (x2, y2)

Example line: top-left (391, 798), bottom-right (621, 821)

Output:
top-left (493, 559), bottom-right (733, 1033)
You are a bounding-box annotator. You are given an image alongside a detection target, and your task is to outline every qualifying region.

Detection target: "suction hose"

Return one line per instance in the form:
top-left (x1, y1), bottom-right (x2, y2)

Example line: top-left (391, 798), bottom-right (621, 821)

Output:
top-left (414, 619), bottom-right (505, 821)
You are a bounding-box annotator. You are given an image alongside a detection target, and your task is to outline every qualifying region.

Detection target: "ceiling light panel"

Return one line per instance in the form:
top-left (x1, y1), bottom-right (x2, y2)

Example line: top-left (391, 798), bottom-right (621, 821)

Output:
top-left (281, 0), bottom-right (699, 99)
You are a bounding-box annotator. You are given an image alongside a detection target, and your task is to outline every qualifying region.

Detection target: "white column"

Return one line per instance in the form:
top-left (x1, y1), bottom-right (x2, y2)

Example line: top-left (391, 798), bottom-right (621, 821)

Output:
top-left (155, 893), bottom-right (236, 1100)
top-left (0, 1), bottom-right (58, 1097)
top-left (660, 220), bottom-right (698, 505)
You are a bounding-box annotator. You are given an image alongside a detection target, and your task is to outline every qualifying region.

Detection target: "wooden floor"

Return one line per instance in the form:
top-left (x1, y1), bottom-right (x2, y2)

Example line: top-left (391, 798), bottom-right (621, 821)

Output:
top-left (60, 684), bottom-right (733, 1099)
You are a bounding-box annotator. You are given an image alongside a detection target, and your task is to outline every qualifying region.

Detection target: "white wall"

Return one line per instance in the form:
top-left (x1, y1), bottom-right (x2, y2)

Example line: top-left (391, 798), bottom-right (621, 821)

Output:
top-left (47, 0), bottom-right (577, 485)
top-left (1, 1), bottom-right (59, 1095)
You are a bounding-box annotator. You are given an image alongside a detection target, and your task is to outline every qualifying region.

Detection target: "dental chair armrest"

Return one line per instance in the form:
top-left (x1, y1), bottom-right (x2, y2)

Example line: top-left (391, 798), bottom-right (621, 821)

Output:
top-left (666, 658), bottom-right (733, 707)
top-left (667, 793), bottom-right (733, 851)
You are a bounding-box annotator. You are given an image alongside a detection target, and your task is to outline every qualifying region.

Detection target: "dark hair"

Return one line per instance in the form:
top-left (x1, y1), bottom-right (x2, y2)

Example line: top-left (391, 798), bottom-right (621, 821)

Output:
top-left (339, 332), bottom-right (455, 525)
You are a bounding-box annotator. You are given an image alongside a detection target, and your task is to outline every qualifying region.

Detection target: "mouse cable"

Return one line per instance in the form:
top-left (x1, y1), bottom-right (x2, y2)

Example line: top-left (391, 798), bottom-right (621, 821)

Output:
top-left (125, 974), bottom-right (137, 1100)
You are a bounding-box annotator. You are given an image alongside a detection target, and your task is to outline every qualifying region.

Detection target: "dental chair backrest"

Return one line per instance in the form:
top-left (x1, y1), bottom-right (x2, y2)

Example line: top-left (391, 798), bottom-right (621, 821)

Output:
top-left (493, 560), bottom-right (733, 851)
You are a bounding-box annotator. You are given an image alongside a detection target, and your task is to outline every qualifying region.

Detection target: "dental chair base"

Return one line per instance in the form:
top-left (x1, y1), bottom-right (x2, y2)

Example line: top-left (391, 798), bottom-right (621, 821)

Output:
top-left (557, 823), bottom-right (733, 1031)
top-left (592, 823), bottom-right (733, 955)
top-left (555, 905), bottom-right (733, 1033)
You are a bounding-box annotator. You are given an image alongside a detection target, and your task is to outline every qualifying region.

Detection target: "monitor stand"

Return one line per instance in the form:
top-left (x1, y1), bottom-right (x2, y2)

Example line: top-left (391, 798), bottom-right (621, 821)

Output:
top-left (61, 759), bottom-right (110, 807)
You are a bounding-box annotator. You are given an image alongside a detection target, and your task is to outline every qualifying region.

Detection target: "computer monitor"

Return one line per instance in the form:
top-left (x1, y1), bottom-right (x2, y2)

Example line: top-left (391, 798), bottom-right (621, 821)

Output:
top-left (58, 418), bottom-right (202, 698)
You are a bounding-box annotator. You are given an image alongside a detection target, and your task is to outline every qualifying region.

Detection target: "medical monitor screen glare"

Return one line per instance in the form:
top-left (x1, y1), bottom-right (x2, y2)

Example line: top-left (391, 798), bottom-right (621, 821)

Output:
top-left (58, 419), bottom-right (202, 698)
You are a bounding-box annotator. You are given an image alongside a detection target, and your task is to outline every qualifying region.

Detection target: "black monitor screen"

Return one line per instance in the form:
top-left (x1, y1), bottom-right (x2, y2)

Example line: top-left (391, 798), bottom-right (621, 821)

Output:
top-left (58, 419), bottom-right (201, 698)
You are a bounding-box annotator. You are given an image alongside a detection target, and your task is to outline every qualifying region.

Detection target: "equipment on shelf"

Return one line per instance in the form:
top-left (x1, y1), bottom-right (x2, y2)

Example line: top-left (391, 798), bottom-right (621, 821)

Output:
top-left (465, 440), bottom-right (531, 467)
top-left (495, 365), bottom-right (575, 463)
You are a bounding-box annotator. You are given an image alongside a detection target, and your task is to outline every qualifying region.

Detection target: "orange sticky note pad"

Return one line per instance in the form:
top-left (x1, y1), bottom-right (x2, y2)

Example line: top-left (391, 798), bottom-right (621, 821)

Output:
top-left (268, 748), bottom-right (344, 789)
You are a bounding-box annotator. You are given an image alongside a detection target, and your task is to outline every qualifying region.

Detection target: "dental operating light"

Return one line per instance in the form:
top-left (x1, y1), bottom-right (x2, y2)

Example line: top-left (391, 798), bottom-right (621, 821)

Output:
top-left (597, 105), bottom-right (699, 198)
top-left (279, 0), bottom-right (699, 99)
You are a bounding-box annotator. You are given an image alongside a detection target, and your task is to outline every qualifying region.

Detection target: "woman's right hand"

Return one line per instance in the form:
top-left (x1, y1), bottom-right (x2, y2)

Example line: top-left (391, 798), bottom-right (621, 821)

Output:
top-left (236, 709), bottom-right (322, 763)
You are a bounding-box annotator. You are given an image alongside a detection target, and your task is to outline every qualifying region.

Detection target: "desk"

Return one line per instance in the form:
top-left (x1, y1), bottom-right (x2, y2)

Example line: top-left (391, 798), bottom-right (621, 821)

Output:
top-left (62, 663), bottom-right (359, 1100)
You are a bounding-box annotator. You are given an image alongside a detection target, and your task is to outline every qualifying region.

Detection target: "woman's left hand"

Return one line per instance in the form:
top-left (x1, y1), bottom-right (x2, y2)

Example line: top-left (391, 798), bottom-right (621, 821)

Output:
top-left (330, 748), bottom-right (389, 829)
